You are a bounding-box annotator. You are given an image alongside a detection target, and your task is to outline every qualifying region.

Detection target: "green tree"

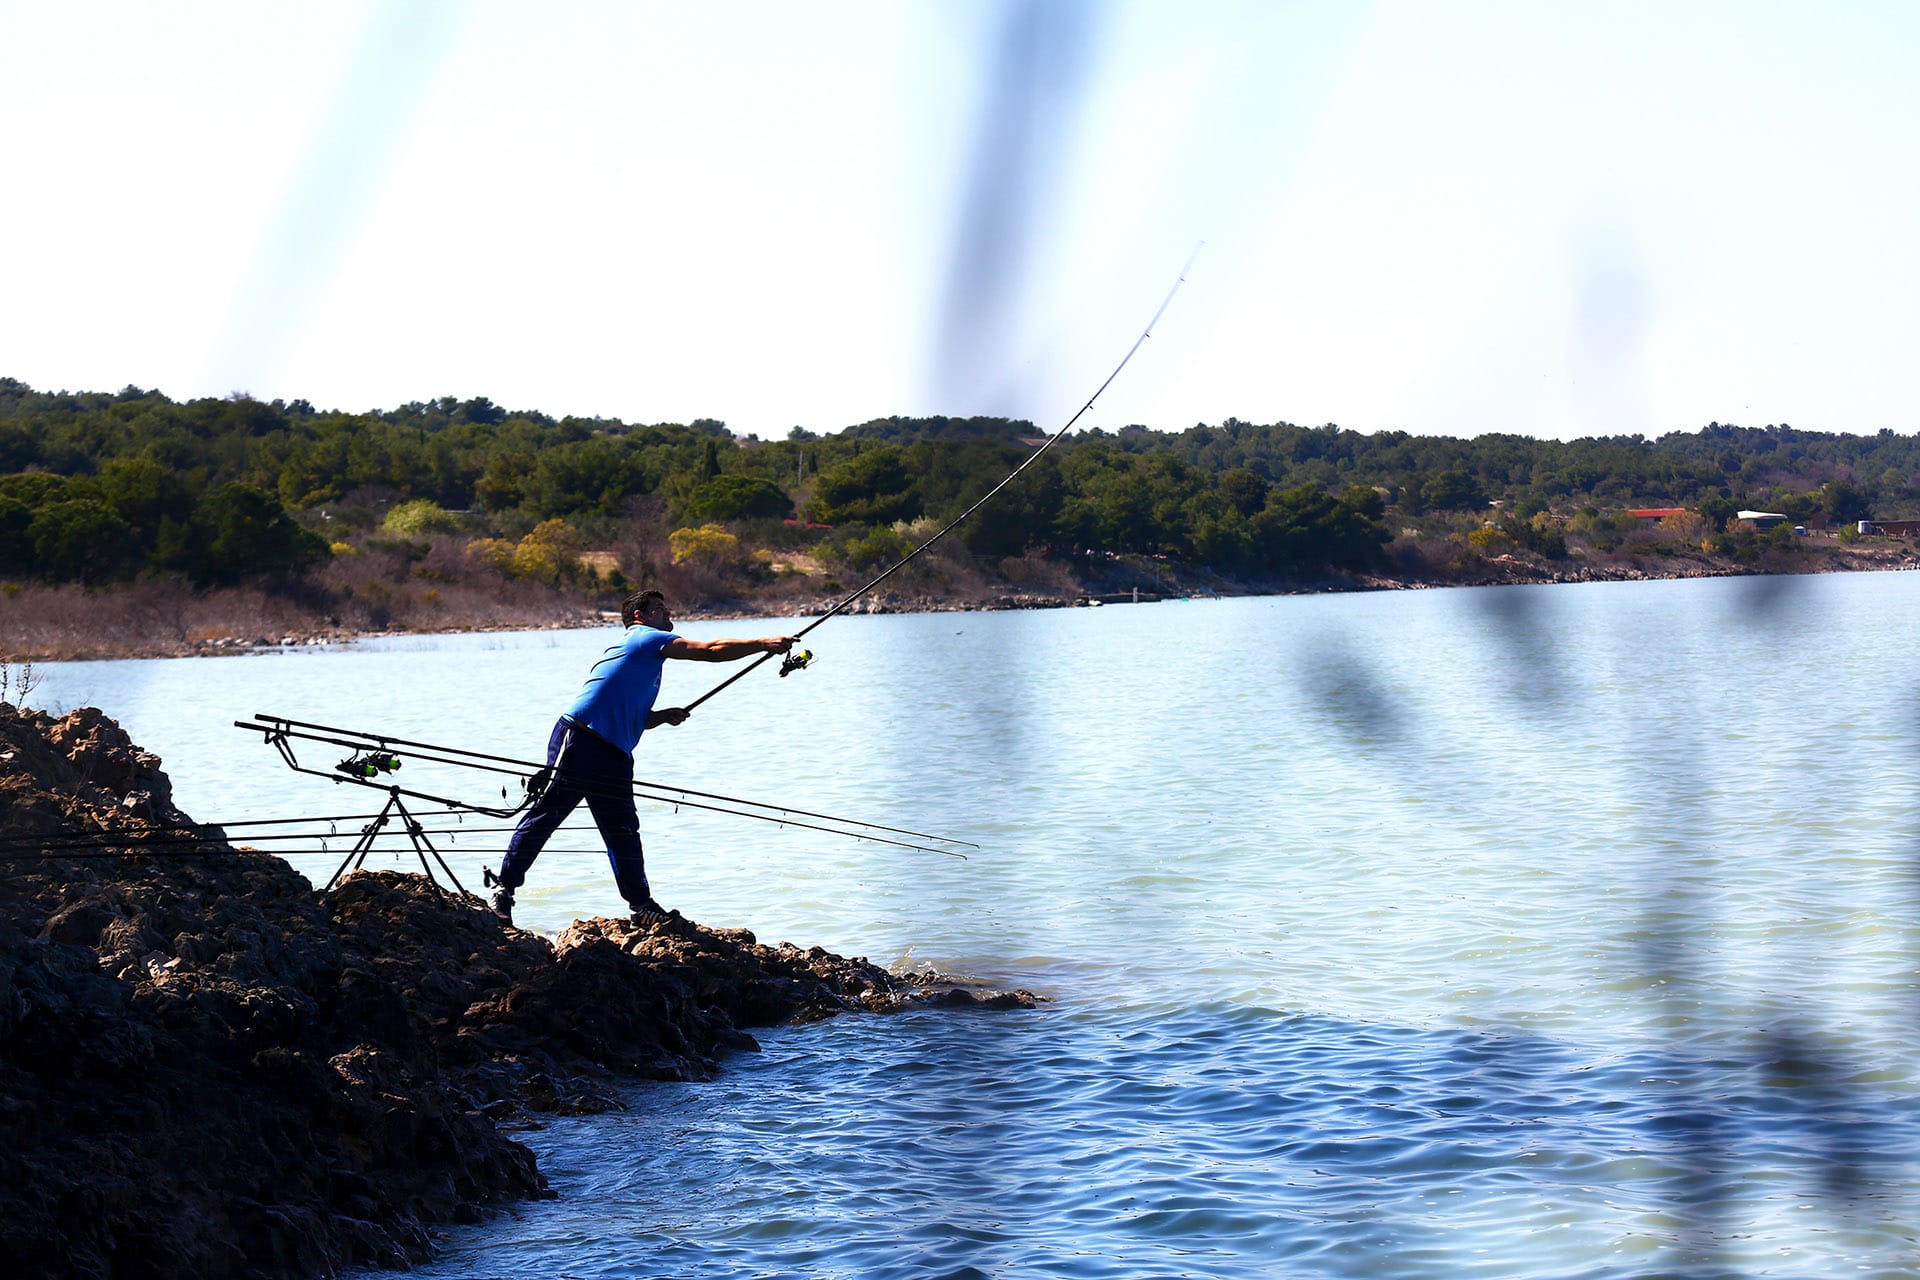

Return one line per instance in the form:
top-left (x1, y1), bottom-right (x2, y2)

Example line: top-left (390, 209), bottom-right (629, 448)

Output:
top-left (276, 435), bottom-right (350, 508)
top-left (1218, 467), bottom-right (1271, 518)
top-left (188, 483), bottom-right (330, 584)
top-left (28, 499), bottom-right (140, 582)
top-left (807, 448), bottom-right (919, 525)
top-left (1819, 479), bottom-right (1872, 524)
top-left (0, 473), bottom-right (76, 508)
top-left (1420, 468), bottom-right (1486, 512)
top-left (1079, 467), bottom-right (1157, 552)
top-left (679, 475), bottom-right (793, 523)
top-left (523, 439), bottom-right (652, 518)
top-left (0, 495), bottom-right (33, 572)
top-left (1185, 494), bottom-right (1257, 568)
top-left (963, 454), bottom-right (1067, 558)
top-left (1251, 485), bottom-right (1387, 572)
top-left (1696, 494), bottom-right (1739, 530)
top-left (95, 457), bottom-right (191, 539)
top-left (474, 451), bottom-right (532, 513)
top-left (1340, 483), bottom-right (1388, 521)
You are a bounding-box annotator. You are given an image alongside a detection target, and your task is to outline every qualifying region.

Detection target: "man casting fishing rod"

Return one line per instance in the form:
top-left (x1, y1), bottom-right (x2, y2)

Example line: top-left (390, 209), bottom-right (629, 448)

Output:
top-left (488, 588), bottom-right (795, 926)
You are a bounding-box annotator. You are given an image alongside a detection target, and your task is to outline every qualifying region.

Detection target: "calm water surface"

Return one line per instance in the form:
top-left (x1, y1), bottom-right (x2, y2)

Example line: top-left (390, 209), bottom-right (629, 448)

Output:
top-left (33, 573), bottom-right (1920, 1278)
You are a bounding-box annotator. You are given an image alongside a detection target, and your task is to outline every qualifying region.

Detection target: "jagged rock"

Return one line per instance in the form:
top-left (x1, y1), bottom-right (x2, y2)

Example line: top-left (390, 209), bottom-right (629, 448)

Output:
top-left (0, 702), bottom-right (1038, 1279)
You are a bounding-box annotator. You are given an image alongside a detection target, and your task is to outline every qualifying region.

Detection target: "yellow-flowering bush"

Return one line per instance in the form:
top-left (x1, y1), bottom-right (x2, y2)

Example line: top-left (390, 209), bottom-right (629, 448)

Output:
top-left (511, 519), bottom-right (582, 584)
top-left (669, 523), bottom-right (740, 565)
top-left (465, 518), bottom-right (584, 584)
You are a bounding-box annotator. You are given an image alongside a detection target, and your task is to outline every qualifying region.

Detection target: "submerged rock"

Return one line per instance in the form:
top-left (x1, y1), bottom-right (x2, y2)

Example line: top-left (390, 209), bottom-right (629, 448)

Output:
top-left (0, 704), bottom-right (1038, 1279)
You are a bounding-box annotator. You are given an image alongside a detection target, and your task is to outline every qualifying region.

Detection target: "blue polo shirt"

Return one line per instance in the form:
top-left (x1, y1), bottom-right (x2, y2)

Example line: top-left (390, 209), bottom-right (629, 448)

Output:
top-left (562, 625), bottom-right (676, 753)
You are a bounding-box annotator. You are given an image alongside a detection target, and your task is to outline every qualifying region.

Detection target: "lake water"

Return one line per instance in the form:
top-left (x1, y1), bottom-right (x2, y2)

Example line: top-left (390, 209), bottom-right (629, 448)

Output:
top-left (29, 572), bottom-right (1920, 1279)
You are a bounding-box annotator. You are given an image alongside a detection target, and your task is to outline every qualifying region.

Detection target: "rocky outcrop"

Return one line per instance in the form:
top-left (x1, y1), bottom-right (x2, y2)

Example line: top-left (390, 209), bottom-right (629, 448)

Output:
top-left (0, 704), bottom-right (1036, 1279)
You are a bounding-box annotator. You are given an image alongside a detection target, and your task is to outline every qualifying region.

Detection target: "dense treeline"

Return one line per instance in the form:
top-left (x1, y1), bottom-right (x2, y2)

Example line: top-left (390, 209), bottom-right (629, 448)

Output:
top-left (0, 375), bottom-right (1913, 591)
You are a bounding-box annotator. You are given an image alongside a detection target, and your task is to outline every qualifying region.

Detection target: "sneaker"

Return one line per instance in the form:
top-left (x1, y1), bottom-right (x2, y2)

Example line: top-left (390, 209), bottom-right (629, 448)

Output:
top-left (629, 897), bottom-right (669, 927)
top-left (488, 886), bottom-right (515, 926)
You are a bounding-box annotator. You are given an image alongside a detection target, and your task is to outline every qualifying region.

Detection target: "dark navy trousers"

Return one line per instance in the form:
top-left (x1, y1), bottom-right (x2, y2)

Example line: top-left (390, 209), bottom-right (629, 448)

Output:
top-left (499, 718), bottom-right (650, 908)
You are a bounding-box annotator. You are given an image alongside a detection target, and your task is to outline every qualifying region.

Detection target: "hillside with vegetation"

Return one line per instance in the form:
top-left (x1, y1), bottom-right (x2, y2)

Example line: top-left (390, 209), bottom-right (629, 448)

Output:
top-left (2, 376), bottom-right (1916, 658)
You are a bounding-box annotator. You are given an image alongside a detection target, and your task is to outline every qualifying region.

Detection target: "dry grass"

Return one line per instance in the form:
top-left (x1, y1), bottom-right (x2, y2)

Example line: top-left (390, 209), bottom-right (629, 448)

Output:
top-left (0, 554), bottom-right (615, 661)
top-left (998, 551), bottom-right (1082, 595)
top-left (17, 518), bottom-right (1900, 663)
top-left (0, 579), bottom-right (336, 660)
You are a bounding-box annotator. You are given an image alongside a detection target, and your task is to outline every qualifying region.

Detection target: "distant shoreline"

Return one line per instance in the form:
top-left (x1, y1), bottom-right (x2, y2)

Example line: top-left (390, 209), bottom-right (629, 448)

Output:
top-left (8, 538), bottom-right (1915, 665)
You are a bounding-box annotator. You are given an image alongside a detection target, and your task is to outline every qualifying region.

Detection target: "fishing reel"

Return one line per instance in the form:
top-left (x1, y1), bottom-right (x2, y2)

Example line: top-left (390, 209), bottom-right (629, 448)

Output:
top-left (336, 750), bottom-right (402, 779)
top-left (779, 649), bottom-right (814, 678)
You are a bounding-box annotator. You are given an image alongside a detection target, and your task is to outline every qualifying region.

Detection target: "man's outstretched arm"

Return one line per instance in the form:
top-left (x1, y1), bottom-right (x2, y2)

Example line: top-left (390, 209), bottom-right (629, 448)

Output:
top-left (661, 634), bottom-right (797, 662)
top-left (649, 634), bottom-right (795, 728)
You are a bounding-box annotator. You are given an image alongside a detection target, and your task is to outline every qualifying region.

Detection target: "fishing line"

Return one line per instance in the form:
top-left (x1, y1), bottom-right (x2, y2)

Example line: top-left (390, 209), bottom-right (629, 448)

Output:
top-left (684, 241), bottom-right (1205, 714)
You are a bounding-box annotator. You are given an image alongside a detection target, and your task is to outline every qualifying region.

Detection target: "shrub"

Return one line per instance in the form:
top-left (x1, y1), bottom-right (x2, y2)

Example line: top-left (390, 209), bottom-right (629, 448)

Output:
top-left (465, 519), bottom-right (589, 584)
top-left (382, 499), bottom-right (463, 536)
top-left (465, 536), bottom-right (517, 574)
top-left (1657, 512), bottom-right (1711, 540)
top-left (668, 523), bottom-right (740, 565)
top-left (824, 524), bottom-right (911, 572)
top-left (511, 519), bottom-right (584, 583)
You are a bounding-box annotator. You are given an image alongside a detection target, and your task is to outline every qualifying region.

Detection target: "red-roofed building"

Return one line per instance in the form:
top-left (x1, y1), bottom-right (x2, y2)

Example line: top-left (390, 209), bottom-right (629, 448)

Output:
top-left (1626, 507), bottom-right (1688, 521)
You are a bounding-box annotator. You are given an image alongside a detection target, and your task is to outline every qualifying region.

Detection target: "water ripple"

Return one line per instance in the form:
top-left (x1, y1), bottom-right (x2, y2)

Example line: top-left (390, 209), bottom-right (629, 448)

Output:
top-left (375, 996), bottom-right (1920, 1280)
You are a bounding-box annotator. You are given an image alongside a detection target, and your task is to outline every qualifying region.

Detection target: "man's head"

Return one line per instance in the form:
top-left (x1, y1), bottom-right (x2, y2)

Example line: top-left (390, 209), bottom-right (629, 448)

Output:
top-left (621, 589), bottom-right (670, 628)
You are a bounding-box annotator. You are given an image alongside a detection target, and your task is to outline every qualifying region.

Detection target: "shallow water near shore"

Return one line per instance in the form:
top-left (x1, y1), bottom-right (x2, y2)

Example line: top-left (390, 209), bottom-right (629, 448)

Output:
top-left (31, 573), bottom-right (1920, 1278)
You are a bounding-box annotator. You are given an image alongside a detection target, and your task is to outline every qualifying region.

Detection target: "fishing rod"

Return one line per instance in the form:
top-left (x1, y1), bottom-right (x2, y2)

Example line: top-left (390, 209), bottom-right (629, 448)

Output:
top-left (683, 242), bottom-right (1205, 714)
top-left (0, 821), bottom-right (557, 854)
top-left (236, 713), bottom-right (975, 856)
top-left (241, 712), bottom-right (976, 848)
top-left (1, 845), bottom-right (663, 861)
top-left (0, 827), bottom-right (326, 855)
top-left (0, 809), bottom-right (805, 867)
top-left (0, 817), bottom-right (660, 852)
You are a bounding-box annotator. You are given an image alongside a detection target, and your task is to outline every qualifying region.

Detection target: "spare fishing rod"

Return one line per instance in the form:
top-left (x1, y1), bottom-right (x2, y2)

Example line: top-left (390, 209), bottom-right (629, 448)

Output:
top-left (240, 712), bottom-right (976, 849)
top-left (0, 842), bottom-right (667, 862)
top-left (0, 818), bottom-right (793, 861)
top-left (0, 815), bottom-right (368, 855)
top-left (236, 713), bottom-right (975, 856)
top-left (0, 817), bottom-right (521, 855)
top-left (683, 242), bottom-right (1205, 714)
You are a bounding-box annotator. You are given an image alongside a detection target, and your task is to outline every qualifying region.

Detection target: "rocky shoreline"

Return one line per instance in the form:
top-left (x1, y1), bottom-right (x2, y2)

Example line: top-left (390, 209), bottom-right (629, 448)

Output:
top-left (0, 704), bottom-right (1037, 1279)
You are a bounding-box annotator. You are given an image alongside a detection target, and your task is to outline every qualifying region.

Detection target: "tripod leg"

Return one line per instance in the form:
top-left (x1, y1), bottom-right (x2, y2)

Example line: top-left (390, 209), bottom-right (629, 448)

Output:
top-left (322, 793), bottom-right (396, 892)
top-left (423, 842), bottom-right (468, 895)
top-left (322, 828), bottom-right (380, 892)
top-left (392, 795), bottom-right (469, 895)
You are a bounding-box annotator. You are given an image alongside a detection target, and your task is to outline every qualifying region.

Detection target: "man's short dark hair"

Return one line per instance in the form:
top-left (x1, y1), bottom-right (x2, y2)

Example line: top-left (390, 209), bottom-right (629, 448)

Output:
top-left (621, 589), bottom-right (666, 626)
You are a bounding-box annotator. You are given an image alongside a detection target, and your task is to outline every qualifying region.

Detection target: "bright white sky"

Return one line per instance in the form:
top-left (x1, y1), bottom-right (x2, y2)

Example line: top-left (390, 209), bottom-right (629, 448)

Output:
top-left (3, 0), bottom-right (1915, 442)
